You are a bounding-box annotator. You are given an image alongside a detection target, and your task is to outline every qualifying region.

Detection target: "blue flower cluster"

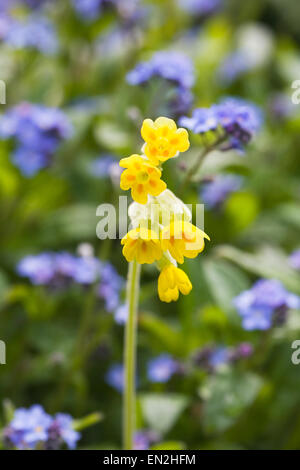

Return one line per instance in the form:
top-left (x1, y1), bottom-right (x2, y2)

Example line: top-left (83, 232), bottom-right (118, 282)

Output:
top-left (72, 0), bottom-right (140, 22)
top-left (97, 262), bottom-right (124, 312)
top-left (127, 50), bottom-right (194, 89)
top-left (0, 14), bottom-right (58, 54)
top-left (177, 0), bottom-right (222, 17)
top-left (3, 405), bottom-right (80, 450)
top-left (106, 354), bottom-right (178, 392)
top-left (234, 279), bottom-right (300, 330)
top-left (127, 50), bottom-right (194, 115)
top-left (290, 250), bottom-right (300, 270)
top-left (180, 97), bottom-right (263, 150)
top-left (72, 0), bottom-right (107, 20)
top-left (0, 0), bottom-right (50, 9)
top-left (201, 174), bottom-right (243, 209)
top-left (105, 363), bottom-right (124, 392)
top-left (147, 354), bottom-right (178, 383)
top-left (180, 108), bottom-right (217, 134)
top-left (193, 342), bottom-right (253, 371)
top-left (17, 252), bottom-right (124, 313)
top-left (0, 103), bottom-right (72, 176)
top-left (133, 430), bottom-right (159, 450)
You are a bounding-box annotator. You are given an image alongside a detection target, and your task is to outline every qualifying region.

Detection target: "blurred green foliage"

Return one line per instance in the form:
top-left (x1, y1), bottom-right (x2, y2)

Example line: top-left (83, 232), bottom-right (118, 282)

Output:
top-left (1, 0), bottom-right (300, 450)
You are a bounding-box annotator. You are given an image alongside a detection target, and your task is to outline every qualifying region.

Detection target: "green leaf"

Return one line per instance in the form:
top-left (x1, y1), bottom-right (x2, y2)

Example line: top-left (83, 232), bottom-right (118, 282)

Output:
top-left (216, 245), bottom-right (300, 294)
top-left (198, 150), bottom-right (249, 179)
top-left (200, 369), bottom-right (263, 433)
top-left (41, 204), bottom-right (98, 243)
top-left (139, 312), bottom-right (183, 355)
top-left (94, 122), bottom-right (130, 151)
top-left (224, 192), bottom-right (259, 231)
top-left (73, 412), bottom-right (103, 431)
top-left (203, 259), bottom-right (250, 317)
top-left (140, 393), bottom-right (189, 435)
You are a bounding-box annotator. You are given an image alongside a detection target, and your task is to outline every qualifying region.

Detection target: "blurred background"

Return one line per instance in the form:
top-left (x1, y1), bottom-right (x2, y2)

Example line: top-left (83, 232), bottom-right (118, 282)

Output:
top-left (1, 0), bottom-right (300, 450)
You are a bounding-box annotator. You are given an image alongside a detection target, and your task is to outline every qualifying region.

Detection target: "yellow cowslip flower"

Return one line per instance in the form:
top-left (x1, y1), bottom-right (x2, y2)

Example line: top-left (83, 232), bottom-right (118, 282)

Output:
top-left (120, 154), bottom-right (166, 204)
top-left (161, 220), bottom-right (210, 264)
top-left (158, 264), bottom-right (192, 303)
top-left (121, 227), bottom-right (163, 264)
top-left (141, 117), bottom-right (190, 166)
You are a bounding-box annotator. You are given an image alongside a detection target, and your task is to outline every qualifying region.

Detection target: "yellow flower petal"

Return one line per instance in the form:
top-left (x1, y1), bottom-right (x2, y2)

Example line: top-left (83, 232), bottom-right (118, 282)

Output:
top-left (121, 228), bottom-right (162, 264)
top-left (161, 221), bottom-right (209, 263)
top-left (158, 265), bottom-right (192, 302)
top-left (119, 154), bottom-right (166, 204)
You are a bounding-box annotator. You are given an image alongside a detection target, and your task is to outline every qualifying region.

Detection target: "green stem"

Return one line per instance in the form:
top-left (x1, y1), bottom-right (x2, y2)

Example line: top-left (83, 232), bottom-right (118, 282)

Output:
top-left (179, 134), bottom-right (227, 195)
top-left (123, 260), bottom-right (141, 450)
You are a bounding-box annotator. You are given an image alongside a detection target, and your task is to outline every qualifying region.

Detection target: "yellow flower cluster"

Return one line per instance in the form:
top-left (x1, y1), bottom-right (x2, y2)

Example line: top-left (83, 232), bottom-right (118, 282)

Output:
top-left (120, 117), bottom-right (189, 205)
top-left (119, 117), bottom-right (209, 303)
top-left (141, 117), bottom-right (190, 166)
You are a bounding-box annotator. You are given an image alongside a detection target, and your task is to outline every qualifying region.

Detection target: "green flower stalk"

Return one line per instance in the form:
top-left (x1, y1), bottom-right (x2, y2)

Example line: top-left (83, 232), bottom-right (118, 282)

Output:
top-left (123, 260), bottom-right (141, 450)
top-left (120, 116), bottom-right (209, 449)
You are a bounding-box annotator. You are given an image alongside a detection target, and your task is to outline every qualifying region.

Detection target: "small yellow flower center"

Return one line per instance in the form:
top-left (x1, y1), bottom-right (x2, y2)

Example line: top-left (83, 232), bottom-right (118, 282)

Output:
top-left (137, 170), bottom-right (149, 183)
top-left (157, 137), bottom-right (169, 152)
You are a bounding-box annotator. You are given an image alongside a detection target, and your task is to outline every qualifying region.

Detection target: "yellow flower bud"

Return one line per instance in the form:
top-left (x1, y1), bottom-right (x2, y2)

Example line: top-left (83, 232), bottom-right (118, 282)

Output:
top-left (158, 264), bottom-right (192, 303)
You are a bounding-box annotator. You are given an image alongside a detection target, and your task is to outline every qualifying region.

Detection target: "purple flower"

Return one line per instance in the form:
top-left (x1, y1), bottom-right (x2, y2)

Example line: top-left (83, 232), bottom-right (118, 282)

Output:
top-left (133, 430), bottom-right (159, 450)
top-left (72, 256), bottom-right (102, 284)
top-left (12, 147), bottom-right (49, 176)
top-left (201, 174), bottom-right (243, 209)
top-left (17, 252), bottom-right (125, 312)
top-left (193, 343), bottom-right (253, 371)
top-left (72, 0), bottom-right (105, 20)
top-left (5, 405), bottom-right (52, 449)
top-left (181, 97), bottom-right (262, 149)
top-left (4, 405), bottom-right (80, 450)
top-left (234, 279), bottom-right (300, 330)
top-left (208, 347), bottom-right (231, 368)
top-left (177, 0), bottom-right (222, 16)
top-left (48, 414), bottom-right (81, 450)
top-left (2, 15), bottom-right (58, 54)
top-left (212, 97), bottom-right (263, 146)
top-left (179, 107), bottom-right (218, 133)
top-left (17, 252), bottom-right (101, 286)
top-left (233, 342), bottom-right (253, 359)
top-left (106, 363), bottom-right (124, 392)
top-left (289, 250), bottom-right (300, 270)
top-left (170, 87), bottom-right (193, 116)
top-left (98, 262), bottom-right (124, 312)
top-left (17, 253), bottom-right (56, 285)
top-left (127, 62), bottom-right (153, 86)
top-left (147, 354), bottom-right (178, 383)
top-left (127, 51), bottom-right (194, 89)
top-left (0, 102), bottom-right (72, 176)
top-left (133, 431), bottom-right (151, 450)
